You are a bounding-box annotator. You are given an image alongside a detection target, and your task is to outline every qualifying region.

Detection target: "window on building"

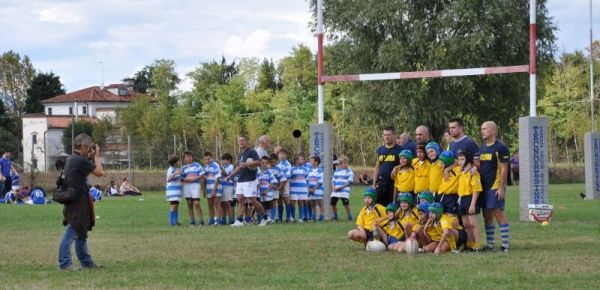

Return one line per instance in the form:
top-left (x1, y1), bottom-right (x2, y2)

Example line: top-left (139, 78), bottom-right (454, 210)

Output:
top-left (83, 106), bottom-right (87, 115)
top-left (48, 107), bottom-right (52, 115)
top-left (32, 134), bottom-right (37, 145)
top-left (69, 106), bottom-right (73, 115)
top-left (32, 159), bottom-right (37, 169)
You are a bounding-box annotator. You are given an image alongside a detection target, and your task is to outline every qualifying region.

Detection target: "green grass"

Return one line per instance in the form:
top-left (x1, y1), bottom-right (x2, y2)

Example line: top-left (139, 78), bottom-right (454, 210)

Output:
top-left (0, 183), bottom-right (599, 289)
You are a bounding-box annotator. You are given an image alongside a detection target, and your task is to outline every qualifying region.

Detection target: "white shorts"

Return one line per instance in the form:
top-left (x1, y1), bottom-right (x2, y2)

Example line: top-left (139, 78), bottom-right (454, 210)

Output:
top-left (290, 193), bottom-right (308, 201)
top-left (280, 182), bottom-right (290, 198)
top-left (221, 186), bottom-right (234, 202)
top-left (236, 180), bottom-right (258, 198)
top-left (272, 187), bottom-right (280, 199)
top-left (331, 191), bottom-right (350, 199)
top-left (12, 185), bottom-right (20, 191)
top-left (183, 183), bottom-right (201, 199)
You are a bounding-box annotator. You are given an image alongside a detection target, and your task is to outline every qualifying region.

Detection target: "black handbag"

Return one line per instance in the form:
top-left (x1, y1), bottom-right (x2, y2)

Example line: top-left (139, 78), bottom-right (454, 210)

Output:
top-left (52, 187), bottom-right (79, 204)
top-left (52, 168), bottom-right (78, 204)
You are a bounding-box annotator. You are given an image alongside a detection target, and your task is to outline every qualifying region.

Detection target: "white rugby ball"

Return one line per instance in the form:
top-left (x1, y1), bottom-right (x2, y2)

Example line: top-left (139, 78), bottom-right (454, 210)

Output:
top-left (403, 239), bottom-right (419, 255)
top-left (366, 240), bottom-right (387, 252)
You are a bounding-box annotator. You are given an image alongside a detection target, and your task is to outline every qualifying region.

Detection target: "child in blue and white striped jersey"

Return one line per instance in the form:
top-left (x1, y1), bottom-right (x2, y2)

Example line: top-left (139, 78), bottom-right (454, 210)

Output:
top-left (166, 155), bottom-right (183, 226)
top-left (308, 156), bottom-right (324, 221)
top-left (331, 155), bottom-right (354, 221)
top-left (290, 153), bottom-right (310, 222)
top-left (203, 152), bottom-right (223, 225)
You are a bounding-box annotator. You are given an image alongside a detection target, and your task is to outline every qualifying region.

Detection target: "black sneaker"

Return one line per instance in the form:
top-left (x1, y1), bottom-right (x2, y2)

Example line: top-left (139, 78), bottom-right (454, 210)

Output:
top-left (482, 245), bottom-right (496, 252)
top-left (500, 247), bottom-right (509, 253)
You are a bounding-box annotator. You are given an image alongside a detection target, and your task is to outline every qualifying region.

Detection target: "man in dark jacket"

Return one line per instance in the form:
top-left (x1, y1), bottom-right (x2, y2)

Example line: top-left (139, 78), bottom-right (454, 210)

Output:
top-left (58, 133), bottom-right (104, 270)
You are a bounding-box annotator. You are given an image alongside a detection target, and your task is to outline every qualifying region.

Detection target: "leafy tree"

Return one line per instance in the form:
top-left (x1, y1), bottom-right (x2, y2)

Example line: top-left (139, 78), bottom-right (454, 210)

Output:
top-left (149, 59), bottom-right (181, 111)
top-left (62, 120), bottom-right (95, 154)
top-left (24, 72), bottom-right (65, 113)
top-left (0, 50), bottom-right (35, 117)
top-left (256, 58), bottom-right (278, 92)
top-left (314, 0), bottom-right (557, 143)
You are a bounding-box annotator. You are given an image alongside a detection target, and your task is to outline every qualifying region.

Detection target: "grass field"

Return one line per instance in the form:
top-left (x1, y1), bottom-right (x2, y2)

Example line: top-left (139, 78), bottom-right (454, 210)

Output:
top-left (1, 183), bottom-right (599, 289)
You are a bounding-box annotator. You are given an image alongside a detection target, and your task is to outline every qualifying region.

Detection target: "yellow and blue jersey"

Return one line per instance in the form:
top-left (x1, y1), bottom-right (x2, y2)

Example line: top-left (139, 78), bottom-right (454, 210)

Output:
top-left (425, 214), bottom-right (460, 248)
top-left (393, 167), bottom-right (415, 192)
top-left (479, 140), bottom-right (510, 190)
top-left (428, 160), bottom-right (444, 193)
top-left (437, 165), bottom-right (461, 195)
top-left (412, 158), bottom-right (430, 193)
top-left (379, 218), bottom-right (404, 239)
top-left (458, 170), bottom-right (483, 197)
top-left (397, 207), bottom-right (420, 229)
top-left (356, 204), bottom-right (386, 231)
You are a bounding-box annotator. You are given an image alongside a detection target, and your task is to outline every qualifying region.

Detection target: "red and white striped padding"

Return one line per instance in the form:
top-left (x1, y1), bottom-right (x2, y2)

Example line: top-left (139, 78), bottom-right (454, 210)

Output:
top-left (320, 65), bottom-right (529, 83)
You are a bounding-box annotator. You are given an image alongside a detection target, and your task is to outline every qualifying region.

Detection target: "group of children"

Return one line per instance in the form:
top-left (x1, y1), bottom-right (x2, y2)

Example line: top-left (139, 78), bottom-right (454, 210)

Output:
top-left (350, 141), bottom-right (485, 253)
top-left (164, 149), bottom-right (356, 227)
top-left (1, 169), bottom-right (48, 205)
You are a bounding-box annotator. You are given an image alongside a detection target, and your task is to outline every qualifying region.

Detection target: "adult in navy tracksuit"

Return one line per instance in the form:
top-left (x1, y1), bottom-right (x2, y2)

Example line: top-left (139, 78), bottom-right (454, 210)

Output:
top-left (373, 126), bottom-right (402, 206)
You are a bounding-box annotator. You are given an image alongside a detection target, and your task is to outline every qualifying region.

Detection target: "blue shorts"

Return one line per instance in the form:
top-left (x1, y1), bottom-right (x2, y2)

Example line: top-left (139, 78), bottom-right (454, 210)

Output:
top-left (482, 189), bottom-right (505, 210)
top-left (458, 195), bottom-right (480, 215)
top-left (440, 194), bottom-right (458, 214)
top-left (386, 235), bottom-right (405, 245)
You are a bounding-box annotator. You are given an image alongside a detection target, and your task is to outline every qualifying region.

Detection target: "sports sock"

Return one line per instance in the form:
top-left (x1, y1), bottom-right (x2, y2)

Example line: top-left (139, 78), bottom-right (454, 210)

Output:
top-left (237, 217), bottom-right (243, 223)
top-left (278, 204), bottom-right (284, 220)
top-left (174, 211), bottom-right (179, 224)
top-left (290, 205), bottom-right (296, 220)
top-left (270, 207), bottom-right (276, 220)
top-left (299, 205), bottom-right (304, 220)
top-left (347, 213), bottom-right (353, 220)
top-left (190, 217), bottom-right (195, 225)
top-left (209, 217), bottom-right (214, 225)
top-left (485, 225), bottom-right (496, 249)
top-left (286, 204), bottom-right (292, 220)
top-left (319, 214), bottom-right (324, 221)
top-left (500, 224), bottom-right (510, 249)
top-left (169, 211), bottom-right (174, 225)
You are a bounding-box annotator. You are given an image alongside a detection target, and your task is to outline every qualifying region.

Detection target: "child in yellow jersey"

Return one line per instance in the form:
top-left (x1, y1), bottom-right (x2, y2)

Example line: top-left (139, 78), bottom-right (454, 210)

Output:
top-left (437, 151), bottom-right (460, 215)
top-left (422, 203), bottom-right (461, 254)
top-left (457, 151), bottom-right (483, 251)
top-left (425, 142), bottom-right (444, 199)
top-left (348, 188), bottom-right (386, 245)
top-left (391, 150), bottom-right (415, 204)
top-left (374, 203), bottom-right (405, 251)
top-left (413, 202), bottom-right (430, 248)
top-left (418, 191), bottom-right (434, 205)
top-left (412, 144), bottom-right (430, 194)
top-left (395, 193), bottom-right (420, 253)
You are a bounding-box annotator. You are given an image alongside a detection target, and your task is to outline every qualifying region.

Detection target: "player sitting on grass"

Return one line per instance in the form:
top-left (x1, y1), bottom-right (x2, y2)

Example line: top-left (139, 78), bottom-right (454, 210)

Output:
top-left (421, 202), bottom-right (460, 254)
top-left (437, 151), bottom-right (460, 216)
top-left (396, 193), bottom-right (420, 239)
top-left (374, 203), bottom-right (405, 251)
top-left (425, 142), bottom-right (444, 201)
top-left (391, 150), bottom-right (415, 205)
top-left (418, 191), bottom-right (434, 205)
top-left (411, 202), bottom-right (430, 250)
top-left (166, 155), bottom-right (182, 226)
top-left (457, 151), bottom-right (483, 251)
top-left (348, 189), bottom-right (386, 245)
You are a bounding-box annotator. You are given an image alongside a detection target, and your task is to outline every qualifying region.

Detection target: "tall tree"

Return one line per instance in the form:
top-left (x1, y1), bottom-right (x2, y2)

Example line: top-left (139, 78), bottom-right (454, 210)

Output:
top-left (62, 120), bottom-right (94, 154)
top-left (149, 59), bottom-right (181, 111)
top-left (0, 50), bottom-right (36, 116)
top-left (24, 72), bottom-right (65, 114)
top-left (315, 0), bottom-right (556, 142)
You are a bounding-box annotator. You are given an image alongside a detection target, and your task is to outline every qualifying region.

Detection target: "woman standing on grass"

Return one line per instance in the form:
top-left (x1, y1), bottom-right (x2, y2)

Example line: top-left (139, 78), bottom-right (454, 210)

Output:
top-left (58, 133), bottom-right (104, 271)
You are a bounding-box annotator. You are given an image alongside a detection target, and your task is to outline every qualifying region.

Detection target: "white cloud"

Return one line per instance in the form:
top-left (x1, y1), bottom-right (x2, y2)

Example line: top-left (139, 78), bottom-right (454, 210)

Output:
top-left (37, 5), bottom-right (84, 24)
top-left (224, 29), bottom-right (272, 58)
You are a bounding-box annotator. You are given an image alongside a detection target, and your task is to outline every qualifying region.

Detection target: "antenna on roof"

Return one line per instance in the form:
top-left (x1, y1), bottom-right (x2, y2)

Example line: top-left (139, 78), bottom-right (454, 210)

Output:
top-left (96, 61), bottom-right (105, 88)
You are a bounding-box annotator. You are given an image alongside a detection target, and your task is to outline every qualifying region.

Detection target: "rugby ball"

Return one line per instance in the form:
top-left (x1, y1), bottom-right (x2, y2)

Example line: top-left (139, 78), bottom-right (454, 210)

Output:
top-left (365, 240), bottom-right (387, 252)
top-left (403, 239), bottom-right (419, 255)
top-left (245, 158), bottom-right (258, 169)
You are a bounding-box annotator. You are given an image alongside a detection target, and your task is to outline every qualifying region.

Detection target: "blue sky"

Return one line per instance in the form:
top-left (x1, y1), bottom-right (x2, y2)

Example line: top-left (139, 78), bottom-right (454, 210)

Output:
top-left (0, 0), bottom-right (597, 92)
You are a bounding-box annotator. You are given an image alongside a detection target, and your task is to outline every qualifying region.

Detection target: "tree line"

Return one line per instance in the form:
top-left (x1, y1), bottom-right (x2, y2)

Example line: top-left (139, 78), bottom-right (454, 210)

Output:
top-left (1, 0), bottom-right (596, 168)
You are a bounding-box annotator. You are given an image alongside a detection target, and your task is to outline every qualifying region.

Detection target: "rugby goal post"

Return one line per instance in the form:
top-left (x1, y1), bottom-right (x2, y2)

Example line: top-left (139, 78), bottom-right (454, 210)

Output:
top-left (313, 0), bottom-right (551, 222)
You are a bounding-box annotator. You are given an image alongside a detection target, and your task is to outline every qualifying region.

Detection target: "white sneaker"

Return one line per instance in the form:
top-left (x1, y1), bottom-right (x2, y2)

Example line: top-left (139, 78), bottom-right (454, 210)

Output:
top-left (289, 218), bottom-right (295, 223)
top-left (259, 218), bottom-right (269, 227)
top-left (266, 217), bottom-right (274, 224)
top-left (297, 219), bottom-right (303, 223)
top-left (231, 220), bottom-right (244, 227)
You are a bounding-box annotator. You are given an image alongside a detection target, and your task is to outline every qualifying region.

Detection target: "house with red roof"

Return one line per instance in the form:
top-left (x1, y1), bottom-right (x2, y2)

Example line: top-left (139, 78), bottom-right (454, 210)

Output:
top-left (22, 82), bottom-right (138, 171)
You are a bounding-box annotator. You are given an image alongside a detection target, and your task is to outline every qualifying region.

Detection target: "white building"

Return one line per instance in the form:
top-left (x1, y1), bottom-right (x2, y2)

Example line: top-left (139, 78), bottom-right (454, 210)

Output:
top-left (22, 83), bottom-right (138, 172)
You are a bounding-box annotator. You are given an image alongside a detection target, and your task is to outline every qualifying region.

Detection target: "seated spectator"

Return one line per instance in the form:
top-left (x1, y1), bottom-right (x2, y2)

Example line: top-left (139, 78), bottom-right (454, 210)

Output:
top-left (90, 184), bottom-right (103, 201)
top-left (120, 177), bottom-right (142, 196)
top-left (358, 173), bottom-right (373, 185)
top-left (106, 180), bottom-right (123, 196)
